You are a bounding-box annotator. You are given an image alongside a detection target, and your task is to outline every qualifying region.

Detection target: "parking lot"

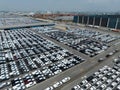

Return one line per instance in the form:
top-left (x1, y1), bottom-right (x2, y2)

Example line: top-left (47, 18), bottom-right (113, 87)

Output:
top-left (0, 28), bottom-right (85, 90)
top-left (33, 27), bottom-right (119, 57)
top-left (71, 56), bottom-right (120, 90)
top-left (0, 19), bottom-right (120, 90)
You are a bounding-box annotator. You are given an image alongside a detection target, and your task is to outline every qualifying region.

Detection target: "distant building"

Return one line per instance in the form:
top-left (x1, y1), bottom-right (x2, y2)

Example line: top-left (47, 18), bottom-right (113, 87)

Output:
top-left (73, 15), bottom-right (120, 30)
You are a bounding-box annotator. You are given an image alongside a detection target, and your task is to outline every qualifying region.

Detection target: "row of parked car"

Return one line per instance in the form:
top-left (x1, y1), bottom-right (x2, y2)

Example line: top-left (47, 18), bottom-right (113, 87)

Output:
top-left (72, 56), bottom-right (120, 90)
top-left (45, 28), bottom-right (118, 57)
top-left (0, 17), bottom-right (40, 26)
top-left (0, 28), bottom-right (85, 89)
top-left (68, 29), bottom-right (119, 43)
top-left (31, 26), bottom-right (58, 33)
top-left (44, 76), bottom-right (71, 90)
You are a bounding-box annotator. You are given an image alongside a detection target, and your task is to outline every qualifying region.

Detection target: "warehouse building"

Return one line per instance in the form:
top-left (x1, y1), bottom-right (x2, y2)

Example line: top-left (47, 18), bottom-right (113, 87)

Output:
top-left (73, 15), bottom-right (120, 30)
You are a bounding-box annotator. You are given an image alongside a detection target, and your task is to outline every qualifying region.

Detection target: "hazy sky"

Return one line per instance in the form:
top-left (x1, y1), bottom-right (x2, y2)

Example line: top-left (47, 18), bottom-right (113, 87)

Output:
top-left (0, 0), bottom-right (120, 12)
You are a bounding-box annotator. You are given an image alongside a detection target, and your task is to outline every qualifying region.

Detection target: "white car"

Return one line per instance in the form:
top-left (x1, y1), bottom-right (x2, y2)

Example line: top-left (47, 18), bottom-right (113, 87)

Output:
top-left (106, 79), bottom-right (112, 84)
top-left (44, 86), bottom-right (53, 90)
top-left (91, 78), bottom-right (97, 84)
top-left (0, 82), bottom-right (6, 89)
top-left (72, 85), bottom-right (81, 90)
top-left (25, 81), bottom-right (36, 88)
top-left (89, 86), bottom-right (96, 90)
top-left (62, 77), bottom-right (71, 83)
top-left (116, 77), bottom-right (120, 83)
top-left (116, 85), bottom-right (120, 90)
top-left (54, 70), bottom-right (62, 75)
top-left (111, 82), bottom-right (118, 89)
top-left (100, 84), bottom-right (107, 89)
top-left (53, 81), bottom-right (63, 88)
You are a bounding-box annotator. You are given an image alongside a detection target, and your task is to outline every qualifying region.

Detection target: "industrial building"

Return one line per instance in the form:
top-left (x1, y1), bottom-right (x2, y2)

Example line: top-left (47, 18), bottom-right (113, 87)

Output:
top-left (73, 15), bottom-right (120, 30)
